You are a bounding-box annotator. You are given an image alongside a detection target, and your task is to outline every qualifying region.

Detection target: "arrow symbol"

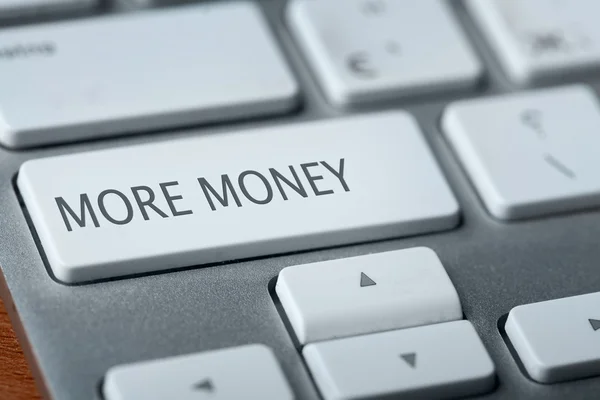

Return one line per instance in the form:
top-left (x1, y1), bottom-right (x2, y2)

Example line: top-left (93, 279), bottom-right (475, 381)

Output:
top-left (360, 272), bottom-right (376, 287)
top-left (589, 319), bottom-right (600, 331)
top-left (192, 378), bottom-right (214, 393)
top-left (400, 352), bottom-right (416, 368)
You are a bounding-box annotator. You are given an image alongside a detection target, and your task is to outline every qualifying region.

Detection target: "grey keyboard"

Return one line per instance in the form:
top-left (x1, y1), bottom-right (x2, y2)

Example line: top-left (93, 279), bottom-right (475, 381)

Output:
top-left (1, 0), bottom-right (600, 399)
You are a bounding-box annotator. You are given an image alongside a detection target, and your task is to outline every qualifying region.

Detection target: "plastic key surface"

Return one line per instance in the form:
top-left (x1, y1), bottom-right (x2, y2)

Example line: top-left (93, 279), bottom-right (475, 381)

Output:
top-left (0, 1), bottom-right (299, 148)
top-left (18, 112), bottom-right (459, 283)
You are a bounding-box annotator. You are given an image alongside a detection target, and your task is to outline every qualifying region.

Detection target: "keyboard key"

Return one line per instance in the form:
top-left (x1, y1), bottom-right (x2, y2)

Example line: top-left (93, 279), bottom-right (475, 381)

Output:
top-left (0, 2), bottom-right (299, 148)
top-left (18, 112), bottom-right (459, 283)
top-left (104, 344), bottom-right (293, 400)
top-left (466, 0), bottom-right (600, 83)
top-left (287, 0), bottom-right (482, 106)
top-left (303, 321), bottom-right (496, 400)
top-left (0, 0), bottom-right (96, 17)
top-left (276, 247), bottom-right (462, 344)
top-left (506, 292), bottom-right (600, 383)
top-left (442, 85), bottom-right (600, 220)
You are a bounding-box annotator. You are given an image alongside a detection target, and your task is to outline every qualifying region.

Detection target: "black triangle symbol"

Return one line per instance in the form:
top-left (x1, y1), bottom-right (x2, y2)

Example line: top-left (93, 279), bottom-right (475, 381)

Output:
top-left (400, 353), bottom-right (416, 368)
top-left (589, 319), bottom-right (600, 331)
top-left (360, 272), bottom-right (376, 287)
top-left (193, 379), bottom-right (214, 392)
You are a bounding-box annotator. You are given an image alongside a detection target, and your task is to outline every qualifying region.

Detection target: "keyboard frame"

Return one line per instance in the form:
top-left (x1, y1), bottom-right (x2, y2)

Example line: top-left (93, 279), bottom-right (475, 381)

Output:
top-left (1, 1), bottom-right (600, 399)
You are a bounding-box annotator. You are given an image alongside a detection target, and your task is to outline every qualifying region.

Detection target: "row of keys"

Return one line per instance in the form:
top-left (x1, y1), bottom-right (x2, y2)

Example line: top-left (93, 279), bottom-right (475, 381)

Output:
top-left (274, 248), bottom-right (495, 399)
top-left (290, 0), bottom-right (600, 105)
top-left (104, 322), bottom-right (496, 400)
top-left (102, 250), bottom-right (600, 399)
top-left (3, 1), bottom-right (600, 148)
top-left (104, 248), bottom-right (495, 400)
top-left (18, 85), bottom-right (600, 283)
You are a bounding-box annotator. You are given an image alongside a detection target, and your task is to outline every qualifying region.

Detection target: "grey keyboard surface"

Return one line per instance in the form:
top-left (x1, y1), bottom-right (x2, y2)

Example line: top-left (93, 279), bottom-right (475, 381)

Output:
top-left (1, 0), bottom-right (600, 399)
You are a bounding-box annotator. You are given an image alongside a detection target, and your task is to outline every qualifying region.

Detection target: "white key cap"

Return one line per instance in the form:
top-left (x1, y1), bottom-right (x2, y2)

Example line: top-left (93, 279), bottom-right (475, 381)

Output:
top-left (303, 321), bottom-right (495, 400)
top-left (287, 0), bottom-right (481, 106)
top-left (104, 344), bottom-right (293, 400)
top-left (0, 2), bottom-right (298, 148)
top-left (466, 0), bottom-right (600, 83)
top-left (276, 247), bottom-right (462, 344)
top-left (506, 292), bottom-right (600, 383)
top-left (0, 0), bottom-right (95, 17)
top-left (442, 85), bottom-right (600, 220)
top-left (18, 112), bottom-right (459, 283)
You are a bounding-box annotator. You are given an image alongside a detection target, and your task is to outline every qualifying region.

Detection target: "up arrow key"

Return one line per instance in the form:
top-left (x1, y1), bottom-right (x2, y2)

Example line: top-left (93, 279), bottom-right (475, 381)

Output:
top-left (589, 319), bottom-right (600, 331)
top-left (360, 272), bottom-right (376, 287)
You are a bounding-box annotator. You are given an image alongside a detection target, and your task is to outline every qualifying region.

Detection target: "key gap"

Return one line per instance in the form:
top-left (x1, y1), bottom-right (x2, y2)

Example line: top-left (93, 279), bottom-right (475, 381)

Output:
top-left (0, 98), bottom-right (305, 152)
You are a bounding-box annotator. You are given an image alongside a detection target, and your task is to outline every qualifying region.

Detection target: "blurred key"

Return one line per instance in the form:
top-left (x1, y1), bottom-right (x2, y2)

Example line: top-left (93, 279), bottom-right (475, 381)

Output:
top-left (0, 0), bottom-right (96, 17)
top-left (443, 85), bottom-right (600, 220)
top-left (0, 2), bottom-right (299, 148)
top-left (288, 0), bottom-right (482, 106)
top-left (466, 0), bottom-right (600, 83)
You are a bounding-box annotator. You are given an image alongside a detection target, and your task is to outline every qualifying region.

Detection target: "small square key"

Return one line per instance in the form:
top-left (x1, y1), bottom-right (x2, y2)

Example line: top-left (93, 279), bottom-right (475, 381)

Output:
top-left (466, 0), bottom-right (600, 83)
top-left (276, 247), bottom-right (462, 344)
top-left (443, 85), bottom-right (600, 220)
top-left (287, 0), bottom-right (482, 106)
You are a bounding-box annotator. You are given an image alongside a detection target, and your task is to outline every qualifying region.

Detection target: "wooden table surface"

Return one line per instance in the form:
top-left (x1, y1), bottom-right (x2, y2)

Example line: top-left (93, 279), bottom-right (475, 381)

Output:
top-left (0, 296), bottom-right (41, 400)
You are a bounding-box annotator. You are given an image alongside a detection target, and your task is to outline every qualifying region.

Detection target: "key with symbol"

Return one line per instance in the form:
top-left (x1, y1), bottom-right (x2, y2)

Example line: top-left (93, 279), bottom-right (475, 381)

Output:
top-left (466, 0), bottom-right (600, 83)
top-left (287, 0), bottom-right (482, 106)
top-left (276, 247), bottom-right (463, 344)
top-left (303, 320), bottom-right (495, 400)
top-left (103, 344), bottom-right (293, 400)
top-left (443, 84), bottom-right (600, 220)
top-left (506, 291), bottom-right (600, 383)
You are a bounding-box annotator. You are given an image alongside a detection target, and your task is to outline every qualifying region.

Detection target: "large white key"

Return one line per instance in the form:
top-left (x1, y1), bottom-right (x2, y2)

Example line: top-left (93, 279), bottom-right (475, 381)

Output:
top-left (466, 0), bottom-right (600, 83)
top-left (0, 2), bottom-right (298, 148)
top-left (0, 0), bottom-right (96, 17)
top-left (287, 0), bottom-right (481, 106)
top-left (18, 112), bottom-right (459, 283)
top-left (104, 344), bottom-right (293, 400)
top-left (506, 292), bottom-right (600, 383)
top-left (303, 321), bottom-right (495, 400)
top-left (443, 85), bottom-right (600, 220)
top-left (276, 247), bottom-right (462, 344)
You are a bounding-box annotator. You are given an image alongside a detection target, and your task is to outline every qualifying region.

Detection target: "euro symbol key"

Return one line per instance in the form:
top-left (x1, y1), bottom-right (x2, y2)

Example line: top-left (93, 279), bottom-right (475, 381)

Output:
top-left (347, 52), bottom-right (377, 78)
